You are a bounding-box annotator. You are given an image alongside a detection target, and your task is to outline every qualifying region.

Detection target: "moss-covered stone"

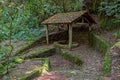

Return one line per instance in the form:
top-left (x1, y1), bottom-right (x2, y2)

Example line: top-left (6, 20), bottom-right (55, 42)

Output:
top-left (26, 48), bottom-right (55, 59)
top-left (19, 58), bottom-right (50, 80)
top-left (90, 33), bottom-right (111, 54)
top-left (89, 33), bottom-right (112, 77)
top-left (112, 41), bottom-right (120, 47)
top-left (61, 50), bottom-right (83, 66)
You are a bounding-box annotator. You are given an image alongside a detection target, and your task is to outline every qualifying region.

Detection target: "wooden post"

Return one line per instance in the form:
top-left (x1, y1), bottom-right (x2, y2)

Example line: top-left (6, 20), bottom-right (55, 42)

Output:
top-left (89, 24), bottom-right (92, 31)
top-left (46, 25), bottom-right (49, 44)
top-left (68, 24), bottom-right (72, 50)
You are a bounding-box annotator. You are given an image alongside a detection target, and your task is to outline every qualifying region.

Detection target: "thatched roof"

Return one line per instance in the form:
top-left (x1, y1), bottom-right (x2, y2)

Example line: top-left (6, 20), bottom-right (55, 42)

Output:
top-left (41, 11), bottom-right (96, 25)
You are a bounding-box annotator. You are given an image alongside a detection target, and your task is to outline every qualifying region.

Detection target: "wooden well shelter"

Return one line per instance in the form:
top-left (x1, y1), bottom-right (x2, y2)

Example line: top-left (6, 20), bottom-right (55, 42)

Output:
top-left (41, 11), bottom-right (96, 49)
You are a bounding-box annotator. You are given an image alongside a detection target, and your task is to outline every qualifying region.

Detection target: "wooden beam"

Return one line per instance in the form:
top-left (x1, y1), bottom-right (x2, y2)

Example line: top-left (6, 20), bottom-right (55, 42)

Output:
top-left (46, 25), bottom-right (49, 44)
top-left (68, 24), bottom-right (72, 50)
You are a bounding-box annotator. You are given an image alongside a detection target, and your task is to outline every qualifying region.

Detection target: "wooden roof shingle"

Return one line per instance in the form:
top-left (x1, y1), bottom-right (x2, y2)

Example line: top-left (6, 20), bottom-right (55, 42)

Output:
top-left (41, 11), bottom-right (97, 25)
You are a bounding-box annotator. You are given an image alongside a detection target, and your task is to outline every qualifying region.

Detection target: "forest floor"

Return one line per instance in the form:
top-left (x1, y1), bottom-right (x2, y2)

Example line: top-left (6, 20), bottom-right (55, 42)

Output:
top-left (0, 27), bottom-right (119, 80)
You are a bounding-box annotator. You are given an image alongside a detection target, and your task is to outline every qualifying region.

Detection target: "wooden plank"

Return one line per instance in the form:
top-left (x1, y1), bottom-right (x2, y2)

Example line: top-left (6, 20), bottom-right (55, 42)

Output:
top-left (46, 25), bottom-right (49, 44)
top-left (68, 24), bottom-right (72, 50)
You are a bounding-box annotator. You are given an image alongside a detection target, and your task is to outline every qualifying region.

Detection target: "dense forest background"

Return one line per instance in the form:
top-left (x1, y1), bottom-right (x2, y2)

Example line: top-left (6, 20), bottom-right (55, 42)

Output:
top-left (0, 0), bottom-right (120, 42)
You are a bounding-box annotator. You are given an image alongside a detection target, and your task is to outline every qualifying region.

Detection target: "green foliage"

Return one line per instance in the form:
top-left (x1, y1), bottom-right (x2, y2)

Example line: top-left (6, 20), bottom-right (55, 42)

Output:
top-left (0, 46), bottom-right (12, 60)
top-left (0, 1), bottom-right (44, 41)
top-left (0, 0), bottom-right (83, 41)
top-left (102, 51), bottom-right (112, 76)
top-left (98, 0), bottom-right (120, 30)
top-left (99, 0), bottom-right (120, 18)
top-left (49, 0), bottom-right (83, 12)
top-left (99, 17), bottom-right (119, 30)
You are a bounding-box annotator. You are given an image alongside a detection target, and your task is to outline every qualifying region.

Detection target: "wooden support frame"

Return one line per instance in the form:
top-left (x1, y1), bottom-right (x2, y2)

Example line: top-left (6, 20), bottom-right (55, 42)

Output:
top-left (46, 25), bottom-right (49, 44)
top-left (82, 16), bottom-right (92, 31)
top-left (68, 24), bottom-right (72, 50)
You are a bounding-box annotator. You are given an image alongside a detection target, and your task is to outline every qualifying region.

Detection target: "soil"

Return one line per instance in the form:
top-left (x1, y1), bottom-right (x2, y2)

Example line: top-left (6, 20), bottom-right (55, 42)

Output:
top-left (7, 60), bottom-right (44, 80)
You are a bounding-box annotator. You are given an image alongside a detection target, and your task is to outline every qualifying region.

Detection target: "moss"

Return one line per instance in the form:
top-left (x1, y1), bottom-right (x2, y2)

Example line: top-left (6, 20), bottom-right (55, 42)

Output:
top-left (61, 50), bottom-right (83, 66)
top-left (27, 48), bottom-right (55, 59)
top-left (114, 41), bottom-right (120, 46)
top-left (14, 57), bottom-right (24, 64)
top-left (102, 50), bottom-right (112, 77)
top-left (19, 58), bottom-right (50, 80)
top-left (90, 33), bottom-right (111, 54)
